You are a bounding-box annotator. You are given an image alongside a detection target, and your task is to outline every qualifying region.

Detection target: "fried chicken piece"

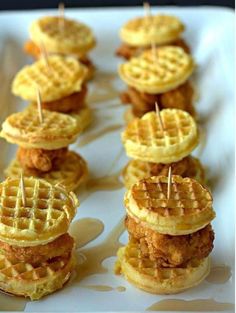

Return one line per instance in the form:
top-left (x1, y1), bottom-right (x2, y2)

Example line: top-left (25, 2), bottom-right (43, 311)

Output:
top-left (125, 216), bottom-right (214, 267)
top-left (116, 38), bottom-right (190, 60)
top-left (41, 84), bottom-right (87, 113)
top-left (24, 40), bottom-right (41, 59)
top-left (120, 81), bottom-right (195, 118)
top-left (0, 233), bottom-right (74, 265)
top-left (150, 156), bottom-right (204, 183)
top-left (17, 147), bottom-right (68, 173)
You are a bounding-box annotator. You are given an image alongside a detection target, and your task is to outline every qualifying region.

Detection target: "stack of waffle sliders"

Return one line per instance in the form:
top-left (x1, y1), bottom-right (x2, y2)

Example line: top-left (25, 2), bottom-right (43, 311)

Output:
top-left (118, 46), bottom-right (196, 122)
top-left (0, 176), bottom-right (78, 300)
top-left (24, 15), bottom-right (96, 80)
top-left (0, 55), bottom-right (91, 191)
top-left (116, 13), bottom-right (190, 60)
top-left (121, 108), bottom-right (205, 189)
top-left (115, 174), bottom-right (215, 294)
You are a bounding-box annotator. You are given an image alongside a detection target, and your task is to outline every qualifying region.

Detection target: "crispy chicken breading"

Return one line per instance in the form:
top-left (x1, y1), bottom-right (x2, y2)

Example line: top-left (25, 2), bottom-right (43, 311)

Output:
top-left (125, 216), bottom-right (214, 267)
top-left (0, 233), bottom-right (74, 265)
top-left (149, 156), bottom-right (204, 181)
top-left (41, 84), bottom-right (87, 113)
top-left (17, 147), bottom-right (68, 173)
top-left (120, 81), bottom-right (195, 118)
top-left (116, 38), bottom-right (190, 60)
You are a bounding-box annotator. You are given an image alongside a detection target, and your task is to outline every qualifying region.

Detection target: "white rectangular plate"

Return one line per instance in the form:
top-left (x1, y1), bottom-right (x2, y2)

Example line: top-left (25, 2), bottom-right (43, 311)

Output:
top-left (0, 6), bottom-right (234, 313)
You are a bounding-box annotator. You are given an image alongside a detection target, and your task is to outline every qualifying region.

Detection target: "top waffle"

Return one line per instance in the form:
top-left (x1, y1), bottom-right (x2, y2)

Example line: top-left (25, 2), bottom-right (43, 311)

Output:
top-left (125, 175), bottom-right (215, 236)
top-left (12, 55), bottom-right (88, 102)
top-left (0, 106), bottom-right (81, 149)
top-left (119, 46), bottom-right (195, 94)
top-left (120, 14), bottom-right (185, 47)
top-left (122, 109), bottom-right (198, 164)
top-left (0, 177), bottom-right (78, 246)
top-left (30, 16), bottom-right (96, 56)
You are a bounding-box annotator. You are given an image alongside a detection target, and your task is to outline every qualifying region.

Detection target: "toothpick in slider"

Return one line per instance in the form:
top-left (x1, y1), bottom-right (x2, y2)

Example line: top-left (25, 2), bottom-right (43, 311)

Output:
top-left (143, 2), bottom-right (151, 17)
top-left (20, 171), bottom-right (26, 207)
top-left (40, 41), bottom-right (51, 71)
top-left (167, 166), bottom-right (172, 200)
top-left (155, 101), bottom-right (165, 134)
top-left (36, 86), bottom-right (43, 124)
top-left (58, 2), bottom-right (65, 31)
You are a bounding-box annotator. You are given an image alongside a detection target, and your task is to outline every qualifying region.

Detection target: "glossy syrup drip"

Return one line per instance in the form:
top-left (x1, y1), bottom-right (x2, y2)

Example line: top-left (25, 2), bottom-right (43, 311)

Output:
top-left (77, 124), bottom-right (124, 147)
top-left (82, 285), bottom-right (126, 292)
top-left (206, 265), bottom-right (232, 284)
top-left (146, 299), bottom-right (234, 311)
top-left (69, 218), bottom-right (104, 249)
top-left (74, 217), bottom-right (125, 282)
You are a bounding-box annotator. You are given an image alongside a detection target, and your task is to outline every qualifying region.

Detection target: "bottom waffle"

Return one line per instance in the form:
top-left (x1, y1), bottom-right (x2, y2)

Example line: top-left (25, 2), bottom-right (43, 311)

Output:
top-left (4, 151), bottom-right (88, 191)
top-left (122, 156), bottom-right (205, 189)
top-left (115, 241), bottom-right (210, 295)
top-left (0, 252), bottom-right (75, 300)
top-left (71, 106), bottom-right (93, 132)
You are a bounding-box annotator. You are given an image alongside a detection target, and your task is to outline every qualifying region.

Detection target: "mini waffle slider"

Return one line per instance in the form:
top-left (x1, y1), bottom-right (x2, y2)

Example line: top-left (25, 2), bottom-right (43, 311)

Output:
top-left (115, 175), bottom-right (215, 294)
top-left (116, 14), bottom-right (190, 60)
top-left (121, 109), bottom-right (204, 188)
top-left (0, 176), bottom-right (78, 300)
top-left (119, 46), bottom-right (196, 120)
top-left (12, 55), bottom-right (92, 131)
top-left (1, 106), bottom-right (88, 191)
top-left (24, 16), bottom-right (96, 80)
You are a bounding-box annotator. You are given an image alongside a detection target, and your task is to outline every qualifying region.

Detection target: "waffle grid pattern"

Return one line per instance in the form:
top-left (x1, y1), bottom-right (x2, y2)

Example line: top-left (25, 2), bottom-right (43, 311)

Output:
top-left (125, 110), bottom-right (195, 148)
top-left (120, 47), bottom-right (193, 88)
top-left (131, 176), bottom-right (212, 217)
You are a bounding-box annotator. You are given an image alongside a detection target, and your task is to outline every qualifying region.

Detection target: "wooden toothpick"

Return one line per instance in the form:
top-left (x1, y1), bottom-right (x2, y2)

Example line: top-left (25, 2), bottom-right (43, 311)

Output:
top-left (58, 2), bottom-right (65, 31)
top-left (155, 101), bottom-right (164, 134)
top-left (40, 41), bottom-right (51, 71)
top-left (143, 2), bottom-right (151, 18)
top-left (36, 87), bottom-right (43, 124)
top-left (167, 166), bottom-right (172, 200)
top-left (20, 171), bottom-right (26, 207)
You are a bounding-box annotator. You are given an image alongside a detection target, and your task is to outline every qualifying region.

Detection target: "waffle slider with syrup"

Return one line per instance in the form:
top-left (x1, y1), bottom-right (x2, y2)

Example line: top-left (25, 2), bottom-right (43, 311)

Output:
top-left (12, 55), bottom-right (92, 131)
top-left (0, 176), bottom-right (78, 300)
top-left (0, 106), bottom-right (88, 191)
top-left (119, 47), bottom-right (196, 121)
top-left (115, 175), bottom-right (215, 294)
top-left (116, 14), bottom-right (190, 60)
top-left (24, 16), bottom-right (96, 80)
top-left (122, 108), bottom-right (205, 189)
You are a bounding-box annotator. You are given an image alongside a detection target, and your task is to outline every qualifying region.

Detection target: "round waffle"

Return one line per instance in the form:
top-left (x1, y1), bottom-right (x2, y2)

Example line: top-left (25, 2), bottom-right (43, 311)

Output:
top-left (0, 177), bottom-right (78, 247)
top-left (0, 252), bottom-right (75, 300)
top-left (125, 175), bottom-right (215, 236)
top-left (119, 47), bottom-right (195, 94)
top-left (5, 151), bottom-right (88, 192)
top-left (71, 106), bottom-right (93, 132)
top-left (120, 14), bottom-right (185, 47)
top-left (30, 16), bottom-right (96, 57)
top-left (122, 109), bottom-right (198, 164)
top-left (122, 156), bottom-right (205, 189)
top-left (0, 106), bottom-right (81, 150)
top-left (12, 55), bottom-right (88, 102)
top-left (115, 241), bottom-right (210, 294)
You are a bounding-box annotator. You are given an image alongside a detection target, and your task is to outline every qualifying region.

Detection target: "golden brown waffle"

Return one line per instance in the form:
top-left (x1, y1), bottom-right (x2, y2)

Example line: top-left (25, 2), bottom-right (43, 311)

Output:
top-left (119, 46), bottom-right (195, 94)
top-left (115, 241), bottom-right (210, 294)
top-left (0, 252), bottom-right (74, 300)
top-left (71, 106), bottom-right (93, 132)
top-left (122, 156), bottom-right (205, 189)
top-left (0, 177), bottom-right (78, 246)
top-left (30, 16), bottom-right (96, 56)
top-left (12, 55), bottom-right (88, 102)
top-left (120, 14), bottom-right (185, 47)
top-left (5, 151), bottom-right (88, 192)
top-left (122, 109), bottom-right (198, 164)
top-left (0, 106), bottom-right (81, 150)
top-left (125, 175), bottom-right (215, 235)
